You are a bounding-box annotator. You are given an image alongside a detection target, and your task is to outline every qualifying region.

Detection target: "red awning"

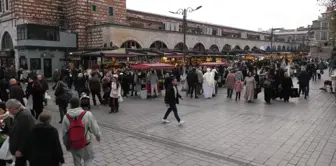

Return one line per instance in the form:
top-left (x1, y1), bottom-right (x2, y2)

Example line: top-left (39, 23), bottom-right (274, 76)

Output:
top-left (201, 62), bottom-right (229, 67)
top-left (130, 63), bottom-right (175, 69)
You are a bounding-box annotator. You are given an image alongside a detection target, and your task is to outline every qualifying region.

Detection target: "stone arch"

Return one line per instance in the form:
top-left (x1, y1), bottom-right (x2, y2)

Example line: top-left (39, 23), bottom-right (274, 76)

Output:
top-left (193, 43), bottom-right (205, 52)
top-left (243, 45), bottom-right (250, 51)
top-left (209, 44), bottom-right (219, 52)
top-left (282, 45), bottom-right (286, 51)
top-left (222, 44), bottom-right (232, 52)
top-left (174, 42), bottom-right (188, 51)
top-left (149, 40), bottom-right (168, 50)
top-left (120, 40), bottom-right (142, 49)
top-left (287, 46), bottom-right (290, 51)
top-left (234, 45), bottom-right (241, 50)
top-left (277, 45), bottom-right (282, 52)
top-left (265, 46), bottom-right (271, 52)
top-left (271, 46), bottom-right (277, 51)
top-left (1, 31), bottom-right (13, 49)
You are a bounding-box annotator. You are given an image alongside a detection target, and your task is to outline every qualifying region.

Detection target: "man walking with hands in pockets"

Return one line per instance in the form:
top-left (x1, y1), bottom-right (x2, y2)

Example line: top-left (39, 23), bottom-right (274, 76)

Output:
top-left (162, 78), bottom-right (185, 125)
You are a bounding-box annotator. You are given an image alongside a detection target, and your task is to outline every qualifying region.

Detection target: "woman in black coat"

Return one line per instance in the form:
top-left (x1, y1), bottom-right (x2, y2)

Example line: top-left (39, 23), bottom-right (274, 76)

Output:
top-left (31, 79), bottom-right (45, 119)
top-left (25, 111), bottom-right (64, 166)
top-left (281, 72), bottom-right (293, 102)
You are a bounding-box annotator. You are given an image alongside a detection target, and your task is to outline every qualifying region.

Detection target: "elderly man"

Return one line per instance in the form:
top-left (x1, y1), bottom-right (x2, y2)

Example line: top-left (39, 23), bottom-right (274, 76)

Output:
top-left (5, 99), bottom-right (35, 166)
top-left (9, 79), bottom-right (25, 106)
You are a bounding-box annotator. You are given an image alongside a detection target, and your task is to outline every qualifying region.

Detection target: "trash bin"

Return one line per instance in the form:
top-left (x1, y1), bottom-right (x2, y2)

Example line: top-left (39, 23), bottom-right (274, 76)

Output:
top-left (140, 83), bottom-right (147, 99)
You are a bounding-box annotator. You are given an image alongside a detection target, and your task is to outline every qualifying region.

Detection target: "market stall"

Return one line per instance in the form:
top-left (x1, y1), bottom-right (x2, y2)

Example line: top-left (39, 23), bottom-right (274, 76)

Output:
top-left (201, 62), bottom-right (229, 67)
top-left (130, 63), bottom-right (176, 99)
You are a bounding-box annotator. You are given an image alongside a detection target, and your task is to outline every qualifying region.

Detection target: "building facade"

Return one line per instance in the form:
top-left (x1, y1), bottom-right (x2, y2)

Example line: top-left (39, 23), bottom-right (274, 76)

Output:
top-left (0, 0), bottom-right (298, 77)
top-left (309, 12), bottom-right (333, 58)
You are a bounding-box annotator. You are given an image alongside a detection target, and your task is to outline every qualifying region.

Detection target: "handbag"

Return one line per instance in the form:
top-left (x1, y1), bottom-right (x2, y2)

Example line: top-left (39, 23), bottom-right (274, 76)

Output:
top-left (0, 137), bottom-right (14, 160)
top-left (290, 88), bottom-right (299, 98)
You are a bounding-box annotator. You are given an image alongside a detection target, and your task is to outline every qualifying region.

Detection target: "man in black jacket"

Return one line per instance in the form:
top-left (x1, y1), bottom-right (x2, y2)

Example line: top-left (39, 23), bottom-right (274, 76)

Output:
top-left (186, 68), bottom-right (199, 98)
top-left (5, 99), bottom-right (35, 166)
top-left (9, 79), bottom-right (25, 106)
top-left (162, 78), bottom-right (185, 125)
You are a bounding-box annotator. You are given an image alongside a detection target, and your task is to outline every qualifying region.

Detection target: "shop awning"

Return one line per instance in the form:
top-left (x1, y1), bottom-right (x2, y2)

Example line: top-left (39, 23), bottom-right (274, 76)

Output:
top-left (201, 62), bottom-right (229, 67)
top-left (130, 63), bottom-right (175, 69)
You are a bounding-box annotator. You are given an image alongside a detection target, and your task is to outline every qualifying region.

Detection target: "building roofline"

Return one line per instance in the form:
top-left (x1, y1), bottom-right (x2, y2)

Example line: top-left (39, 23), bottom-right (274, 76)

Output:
top-left (126, 9), bottom-right (271, 35)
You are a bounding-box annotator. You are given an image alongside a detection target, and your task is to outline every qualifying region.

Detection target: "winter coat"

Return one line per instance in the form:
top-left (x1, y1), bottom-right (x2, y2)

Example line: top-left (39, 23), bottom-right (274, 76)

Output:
top-left (226, 73), bottom-right (236, 89)
top-left (25, 123), bottom-right (64, 166)
top-left (89, 77), bottom-right (101, 93)
top-left (235, 80), bottom-right (243, 92)
top-left (9, 84), bottom-right (25, 105)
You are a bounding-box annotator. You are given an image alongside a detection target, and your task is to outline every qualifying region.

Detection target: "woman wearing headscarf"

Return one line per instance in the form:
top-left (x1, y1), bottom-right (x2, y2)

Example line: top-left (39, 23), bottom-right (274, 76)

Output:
top-left (109, 75), bottom-right (121, 113)
top-left (281, 72), bottom-right (293, 102)
top-left (244, 72), bottom-right (256, 102)
top-left (203, 68), bottom-right (213, 99)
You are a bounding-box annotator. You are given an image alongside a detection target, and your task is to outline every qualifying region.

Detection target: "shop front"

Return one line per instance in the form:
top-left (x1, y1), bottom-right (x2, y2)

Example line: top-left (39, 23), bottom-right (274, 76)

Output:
top-left (0, 49), bottom-right (15, 67)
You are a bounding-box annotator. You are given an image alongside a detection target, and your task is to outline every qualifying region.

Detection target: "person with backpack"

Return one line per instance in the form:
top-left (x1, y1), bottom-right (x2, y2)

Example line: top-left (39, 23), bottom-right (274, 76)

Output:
top-left (55, 78), bottom-right (72, 123)
top-left (62, 97), bottom-right (101, 166)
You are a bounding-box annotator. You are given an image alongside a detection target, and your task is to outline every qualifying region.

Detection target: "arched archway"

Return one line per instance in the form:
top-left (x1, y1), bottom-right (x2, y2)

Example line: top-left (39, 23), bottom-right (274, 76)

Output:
top-left (150, 41), bottom-right (168, 50)
top-left (265, 46), bottom-right (271, 52)
top-left (120, 40), bottom-right (142, 49)
top-left (282, 46), bottom-right (286, 51)
top-left (243, 45), bottom-right (250, 52)
top-left (271, 46), bottom-right (277, 51)
top-left (277, 45), bottom-right (282, 52)
top-left (193, 43), bottom-right (205, 52)
top-left (222, 44), bottom-right (232, 52)
top-left (1, 31), bottom-right (13, 49)
top-left (287, 46), bottom-right (290, 51)
top-left (174, 42), bottom-right (188, 51)
top-left (209, 44), bottom-right (219, 52)
top-left (234, 45), bottom-right (241, 50)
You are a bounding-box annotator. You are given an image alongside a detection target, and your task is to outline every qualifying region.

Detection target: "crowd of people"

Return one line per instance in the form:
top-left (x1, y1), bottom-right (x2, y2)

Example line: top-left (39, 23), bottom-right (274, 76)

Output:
top-left (0, 56), bottom-right (333, 166)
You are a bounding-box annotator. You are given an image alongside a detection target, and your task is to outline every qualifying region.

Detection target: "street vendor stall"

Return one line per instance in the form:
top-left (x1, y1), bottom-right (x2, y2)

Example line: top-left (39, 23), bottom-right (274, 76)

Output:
top-left (130, 63), bottom-right (175, 99)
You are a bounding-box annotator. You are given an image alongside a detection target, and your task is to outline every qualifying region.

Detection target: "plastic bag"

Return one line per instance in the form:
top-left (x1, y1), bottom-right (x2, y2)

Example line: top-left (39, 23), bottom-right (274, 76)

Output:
top-left (0, 138), bottom-right (14, 160)
top-left (44, 92), bottom-right (51, 100)
top-left (118, 96), bottom-right (123, 103)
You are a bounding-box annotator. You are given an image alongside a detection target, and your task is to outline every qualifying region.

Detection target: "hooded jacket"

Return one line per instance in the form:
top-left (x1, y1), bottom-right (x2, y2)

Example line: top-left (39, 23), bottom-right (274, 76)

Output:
top-left (62, 107), bottom-right (101, 147)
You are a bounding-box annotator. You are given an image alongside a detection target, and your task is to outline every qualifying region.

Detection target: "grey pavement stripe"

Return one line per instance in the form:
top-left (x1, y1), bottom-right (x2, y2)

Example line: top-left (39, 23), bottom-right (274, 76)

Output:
top-left (98, 121), bottom-right (255, 166)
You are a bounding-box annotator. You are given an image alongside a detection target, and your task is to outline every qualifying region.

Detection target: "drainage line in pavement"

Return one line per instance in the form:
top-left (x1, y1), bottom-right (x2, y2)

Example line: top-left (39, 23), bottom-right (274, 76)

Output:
top-left (98, 121), bottom-right (255, 166)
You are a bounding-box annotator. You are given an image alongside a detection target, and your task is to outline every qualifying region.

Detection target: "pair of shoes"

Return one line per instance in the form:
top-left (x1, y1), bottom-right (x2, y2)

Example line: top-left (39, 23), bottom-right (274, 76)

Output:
top-left (195, 96), bottom-right (199, 99)
top-left (178, 121), bottom-right (185, 125)
top-left (59, 120), bottom-right (62, 124)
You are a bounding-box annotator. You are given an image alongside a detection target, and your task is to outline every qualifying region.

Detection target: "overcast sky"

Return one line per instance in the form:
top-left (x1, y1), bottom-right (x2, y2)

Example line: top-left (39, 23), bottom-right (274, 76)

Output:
top-left (127, 0), bottom-right (324, 31)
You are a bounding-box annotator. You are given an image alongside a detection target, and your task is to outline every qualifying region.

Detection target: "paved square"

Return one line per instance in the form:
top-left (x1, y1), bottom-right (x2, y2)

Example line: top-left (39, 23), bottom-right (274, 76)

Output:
top-left (44, 78), bottom-right (336, 166)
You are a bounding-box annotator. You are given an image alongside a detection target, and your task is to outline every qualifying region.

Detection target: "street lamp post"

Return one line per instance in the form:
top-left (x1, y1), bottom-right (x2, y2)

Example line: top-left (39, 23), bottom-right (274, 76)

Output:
top-left (169, 6), bottom-right (202, 67)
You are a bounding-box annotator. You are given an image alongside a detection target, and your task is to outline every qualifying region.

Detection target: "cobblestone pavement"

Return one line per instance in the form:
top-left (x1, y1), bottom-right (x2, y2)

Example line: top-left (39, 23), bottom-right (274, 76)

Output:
top-left (44, 77), bottom-right (336, 166)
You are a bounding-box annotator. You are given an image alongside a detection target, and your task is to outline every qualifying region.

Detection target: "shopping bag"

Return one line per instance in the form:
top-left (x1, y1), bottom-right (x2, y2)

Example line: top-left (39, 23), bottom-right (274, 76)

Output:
top-left (0, 138), bottom-right (14, 160)
top-left (44, 92), bottom-right (51, 100)
top-left (118, 96), bottom-right (123, 103)
top-left (290, 88), bottom-right (299, 98)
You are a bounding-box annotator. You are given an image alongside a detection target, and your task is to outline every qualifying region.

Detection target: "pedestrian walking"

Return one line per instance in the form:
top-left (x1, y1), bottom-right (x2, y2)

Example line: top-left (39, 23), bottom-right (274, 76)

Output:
top-left (25, 111), bottom-right (64, 166)
top-left (162, 78), bottom-right (185, 125)
top-left (6, 99), bottom-right (35, 166)
top-left (62, 97), bottom-right (101, 166)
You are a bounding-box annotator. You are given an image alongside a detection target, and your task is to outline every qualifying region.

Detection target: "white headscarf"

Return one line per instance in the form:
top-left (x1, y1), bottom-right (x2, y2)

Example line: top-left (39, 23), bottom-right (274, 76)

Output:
top-left (203, 68), bottom-right (214, 85)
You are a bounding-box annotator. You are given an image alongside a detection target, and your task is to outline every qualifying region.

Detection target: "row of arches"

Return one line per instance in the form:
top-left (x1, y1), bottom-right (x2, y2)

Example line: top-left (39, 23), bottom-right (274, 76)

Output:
top-left (119, 40), bottom-right (298, 52)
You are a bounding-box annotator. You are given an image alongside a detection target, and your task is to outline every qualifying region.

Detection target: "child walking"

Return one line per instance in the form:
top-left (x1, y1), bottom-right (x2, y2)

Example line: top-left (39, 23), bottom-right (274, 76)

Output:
top-left (235, 79), bottom-right (243, 101)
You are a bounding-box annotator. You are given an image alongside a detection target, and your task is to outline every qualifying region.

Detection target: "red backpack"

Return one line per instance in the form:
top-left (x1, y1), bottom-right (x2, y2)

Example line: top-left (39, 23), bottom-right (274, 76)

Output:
top-left (66, 111), bottom-right (87, 149)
